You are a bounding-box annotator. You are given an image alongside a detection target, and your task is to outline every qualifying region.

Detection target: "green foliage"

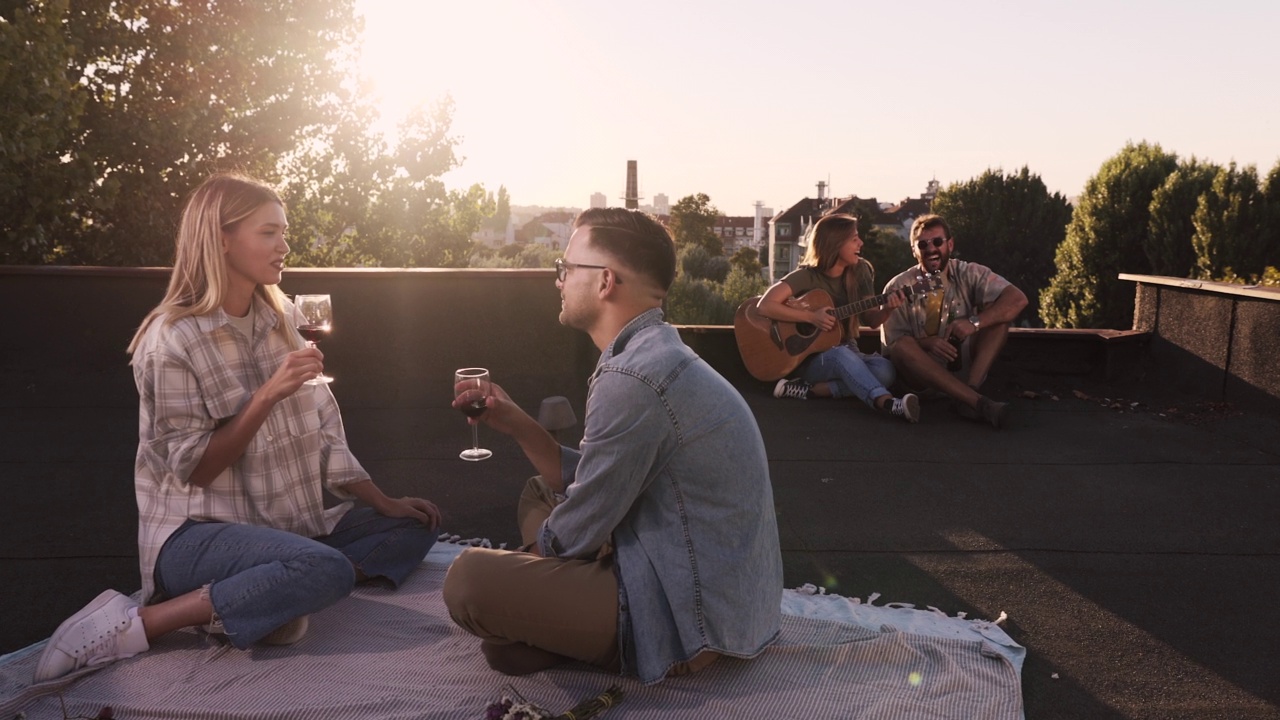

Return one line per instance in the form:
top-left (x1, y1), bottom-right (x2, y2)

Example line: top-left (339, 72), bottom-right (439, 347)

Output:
top-left (860, 227), bottom-right (915, 284)
top-left (931, 167), bottom-right (1072, 325)
top-left (1192, 162), bottom-right (1267, 280)
top-left (470, 243), bottom-right (560, 269)
top-left (1, 0), bottom-right (493, 267)
top-left (668, 193), bottom-right (723, 256)
top-left (719, 265), bottom-right (768, 309)
top-left (665, 251), bottom-right (768, 325)
top-left (665, 275), bottom-right (734, 324)
top-left (1146, 157), bottom-right (1221, 277)
top-left (1041, 142), bottom-right (1178, 328)
top-left (0, 0), bottom-right (91, 263)
top-left (1263, 160), bottom-right (1280, 271)
top-left (1214, 266), bottom-right (1280, 287)
top-left (679, 244), bottom-right (730, 282)
top-left (486, 185), bottom-right (511, 232)
top-left (730, 246), bottom-right (763, 277)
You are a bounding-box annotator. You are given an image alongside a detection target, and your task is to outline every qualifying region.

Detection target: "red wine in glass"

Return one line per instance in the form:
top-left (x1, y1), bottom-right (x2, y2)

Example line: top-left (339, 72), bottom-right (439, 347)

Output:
top-left (294, 294), bottom-right (334, 385)
top-left (298, 323), bottom-right (330, 344)
top-left (454, 368), bottom-right (492, 461)
top-left (458, 393), bottom-right (488, 419)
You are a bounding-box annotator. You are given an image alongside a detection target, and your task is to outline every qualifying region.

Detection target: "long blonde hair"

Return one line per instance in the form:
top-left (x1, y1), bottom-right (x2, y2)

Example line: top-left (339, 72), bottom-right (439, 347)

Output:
top-left (127, 173), bottom-right (295, 357)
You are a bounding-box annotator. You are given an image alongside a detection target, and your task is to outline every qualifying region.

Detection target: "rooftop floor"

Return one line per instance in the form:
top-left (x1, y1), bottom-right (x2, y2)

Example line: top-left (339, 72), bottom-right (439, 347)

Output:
top-left (4, 357), bottom-right (1278, 719)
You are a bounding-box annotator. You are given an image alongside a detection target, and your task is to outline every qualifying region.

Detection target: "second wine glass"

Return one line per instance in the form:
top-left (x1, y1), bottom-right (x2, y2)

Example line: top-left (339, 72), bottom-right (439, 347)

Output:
top-left (294, 294), bottom-right (334, 385)
top-left (454, 367), bottom-right (493, 461)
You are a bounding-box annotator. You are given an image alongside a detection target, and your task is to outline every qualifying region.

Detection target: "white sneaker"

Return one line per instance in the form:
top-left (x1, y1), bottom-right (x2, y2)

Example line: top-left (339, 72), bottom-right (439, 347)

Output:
top-left (890, 393), bottom-right (920, 423)
top-left (34, 590), bottom-right (149, 682)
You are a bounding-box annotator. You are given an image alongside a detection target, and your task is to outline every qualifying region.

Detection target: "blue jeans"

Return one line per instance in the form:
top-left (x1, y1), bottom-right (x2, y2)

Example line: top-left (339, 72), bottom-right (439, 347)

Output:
top-left (154, 507), bottom-right (435, 649)
top-left (799, 344), bottom-right (896, 407)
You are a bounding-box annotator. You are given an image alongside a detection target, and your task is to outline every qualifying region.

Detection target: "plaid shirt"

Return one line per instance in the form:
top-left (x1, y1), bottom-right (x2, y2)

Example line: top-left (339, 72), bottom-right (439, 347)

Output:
top-left (132, 298), bottom-right (365, 602)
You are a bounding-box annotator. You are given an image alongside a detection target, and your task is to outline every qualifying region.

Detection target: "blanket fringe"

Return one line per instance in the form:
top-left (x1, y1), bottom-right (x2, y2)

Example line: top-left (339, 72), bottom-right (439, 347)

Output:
top-left (437, 533), bottom-right (508, 550)
top-left (788, 585), bottom-right (1010, 625)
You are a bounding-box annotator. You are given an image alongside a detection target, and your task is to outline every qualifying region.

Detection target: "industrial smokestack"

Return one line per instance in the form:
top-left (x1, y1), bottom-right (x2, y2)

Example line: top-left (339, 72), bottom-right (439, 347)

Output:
top-left (625, 160), bottom-right (639, 210)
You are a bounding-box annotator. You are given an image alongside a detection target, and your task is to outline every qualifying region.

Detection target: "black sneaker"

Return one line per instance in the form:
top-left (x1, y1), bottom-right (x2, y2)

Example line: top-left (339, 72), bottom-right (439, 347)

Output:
top-left (889, 393), bottom-right (920, 423)
top-left (773, 378), bottom-right (811, 400)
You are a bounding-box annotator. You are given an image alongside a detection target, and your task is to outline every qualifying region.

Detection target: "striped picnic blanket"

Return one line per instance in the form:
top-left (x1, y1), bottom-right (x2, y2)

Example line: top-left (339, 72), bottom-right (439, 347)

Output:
top-left (1, 543), bottom-right (1024, 719)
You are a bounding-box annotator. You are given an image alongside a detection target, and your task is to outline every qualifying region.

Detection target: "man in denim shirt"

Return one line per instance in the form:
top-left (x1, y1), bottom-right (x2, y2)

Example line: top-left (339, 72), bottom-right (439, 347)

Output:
top-left (444, 208), bottom-right (782, 684)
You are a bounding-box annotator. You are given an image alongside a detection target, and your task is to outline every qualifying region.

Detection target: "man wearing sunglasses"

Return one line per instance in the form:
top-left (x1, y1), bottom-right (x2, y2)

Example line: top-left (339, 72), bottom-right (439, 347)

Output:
top-left (444, 208), bottom-right (782, 685)
top-left (880, 214), bottom-right (1028, 428)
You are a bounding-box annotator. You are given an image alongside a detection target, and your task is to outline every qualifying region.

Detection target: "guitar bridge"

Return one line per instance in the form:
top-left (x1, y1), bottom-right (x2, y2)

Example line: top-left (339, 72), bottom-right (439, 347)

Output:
top-left (769, 321), bottom-right (783, 349)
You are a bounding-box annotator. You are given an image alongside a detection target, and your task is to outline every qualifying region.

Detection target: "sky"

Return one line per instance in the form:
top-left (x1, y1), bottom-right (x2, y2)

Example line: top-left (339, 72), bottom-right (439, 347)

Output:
top-left (352, 0), bottom-right (1280, 217)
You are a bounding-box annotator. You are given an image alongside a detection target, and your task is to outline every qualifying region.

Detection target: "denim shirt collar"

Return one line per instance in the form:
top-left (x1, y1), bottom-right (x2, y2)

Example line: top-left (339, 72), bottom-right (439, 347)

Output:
top-left (599, 307), bottom-right (665, 366)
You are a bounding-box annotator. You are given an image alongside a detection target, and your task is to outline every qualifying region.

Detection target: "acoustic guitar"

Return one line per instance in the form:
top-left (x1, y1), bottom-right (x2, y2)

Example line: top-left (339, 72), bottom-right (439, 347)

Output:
top-left (733, 274), bottom-right (940, 382)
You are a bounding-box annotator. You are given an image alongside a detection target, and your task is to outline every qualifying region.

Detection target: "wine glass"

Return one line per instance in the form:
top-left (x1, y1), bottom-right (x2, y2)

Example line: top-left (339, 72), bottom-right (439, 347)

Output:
top-left (294, 294), bottom-right (334, 385)
top-left (454, 368), bottom-right (493, 461)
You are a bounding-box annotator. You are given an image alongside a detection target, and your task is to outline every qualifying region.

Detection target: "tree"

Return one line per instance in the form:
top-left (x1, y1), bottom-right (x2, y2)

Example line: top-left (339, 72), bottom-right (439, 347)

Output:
top-left (487, 185), bottom-right (511, 232)
top-left (729, 246), bottom-right (763, 278)
top-left (1263, 160), bottom-right (1280, 271)
top-left (1192, 162), bottom-right (1268, 280)
top-left (679, 244), bottom-right (729, 283)
top-left (1041, 142), bottom-right (1178, 329)
top-left (931, 167), bottom-right (1072, 325)
top-left (720, 265), bottom-right (768, 310)
top-left (665, 275), bottom-right (733, 325)
top-left (860, 227), bottom-right (915, 286)
top-left (0, 0), bottom-right (91, 263)
top-left (668, 193), bottom-right (722, 256)
top-left (1, 0), bottom-right (492, 267)
top-left (1146, 157), bottom-right (1221, 277)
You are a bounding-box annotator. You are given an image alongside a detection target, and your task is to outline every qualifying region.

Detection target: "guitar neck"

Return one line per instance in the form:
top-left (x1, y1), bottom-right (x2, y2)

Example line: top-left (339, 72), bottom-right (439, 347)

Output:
top-left (829, 283), bottom-right (926, 321)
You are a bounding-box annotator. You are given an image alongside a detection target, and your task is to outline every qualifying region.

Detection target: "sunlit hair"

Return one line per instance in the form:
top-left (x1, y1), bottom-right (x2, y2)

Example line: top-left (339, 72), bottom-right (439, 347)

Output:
top-left (572, 207), bottom-right (677, 291)
top-left (910, 213), bottom-right (952, 243)
top-left (800, 213), bottom-right (859, 273)
top-left (127, 173), bottom-right (295, 357)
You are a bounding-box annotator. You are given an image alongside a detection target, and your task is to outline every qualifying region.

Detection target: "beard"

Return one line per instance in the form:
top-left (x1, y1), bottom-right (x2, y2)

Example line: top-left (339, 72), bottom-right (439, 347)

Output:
top-left (558, 291), bottom-right (597, 332)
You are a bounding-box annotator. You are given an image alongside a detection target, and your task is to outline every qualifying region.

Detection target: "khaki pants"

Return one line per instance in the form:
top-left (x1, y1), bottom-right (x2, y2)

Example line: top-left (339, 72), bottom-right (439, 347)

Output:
top-left (443, 477), bottom-right (621, 670)
top-left (444, 476), bottom-right (720, 676)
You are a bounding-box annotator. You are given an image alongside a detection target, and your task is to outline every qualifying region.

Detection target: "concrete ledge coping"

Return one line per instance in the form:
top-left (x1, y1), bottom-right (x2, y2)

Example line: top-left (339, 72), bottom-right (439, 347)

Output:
top-left (673, 324), bottom-right (1148, 343)
top-left (1119, 272), bottom-right (1280, 302)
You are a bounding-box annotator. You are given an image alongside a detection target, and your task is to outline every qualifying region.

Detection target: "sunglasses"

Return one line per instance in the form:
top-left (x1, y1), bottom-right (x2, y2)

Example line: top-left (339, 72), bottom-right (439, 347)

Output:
top-left (554, 258), bottom-right (620, 284)
top-left (915, 237), bottom-right (947, 252)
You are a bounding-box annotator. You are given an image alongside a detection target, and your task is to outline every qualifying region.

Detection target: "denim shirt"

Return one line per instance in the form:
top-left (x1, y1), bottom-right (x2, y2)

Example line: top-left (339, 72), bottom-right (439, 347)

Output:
top-left (536, 308), bottom-right (783, 684)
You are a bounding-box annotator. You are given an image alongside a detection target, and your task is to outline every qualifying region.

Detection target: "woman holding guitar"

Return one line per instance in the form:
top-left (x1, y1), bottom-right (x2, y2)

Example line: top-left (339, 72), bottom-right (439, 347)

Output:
top-left (754, 213), bottom-right (919, 422)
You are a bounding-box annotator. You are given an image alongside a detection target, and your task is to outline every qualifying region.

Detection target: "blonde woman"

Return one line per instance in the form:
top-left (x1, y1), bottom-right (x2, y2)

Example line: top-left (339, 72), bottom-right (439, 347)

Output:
top-left (35, 174), bottom-right (441, 682)
top-left (755, 213), bottom-right (918, 422)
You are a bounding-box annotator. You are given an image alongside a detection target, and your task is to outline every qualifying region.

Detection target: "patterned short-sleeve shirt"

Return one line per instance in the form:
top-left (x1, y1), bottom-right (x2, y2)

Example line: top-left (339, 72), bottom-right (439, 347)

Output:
top-left (879, 259), bottom-right (1011, 355)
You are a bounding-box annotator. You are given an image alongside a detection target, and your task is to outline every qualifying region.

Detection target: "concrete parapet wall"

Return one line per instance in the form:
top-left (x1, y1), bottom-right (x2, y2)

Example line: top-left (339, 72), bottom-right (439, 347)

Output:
top-left (1124, 273), bottom-right (1280, 415)
top-left (0, 266), bottom-right (597, 413)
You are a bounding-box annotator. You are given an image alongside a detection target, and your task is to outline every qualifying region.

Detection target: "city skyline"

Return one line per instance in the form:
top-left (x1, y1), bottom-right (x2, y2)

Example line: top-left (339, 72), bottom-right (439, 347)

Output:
top-left (353, 1), bottom-right (1279, 217)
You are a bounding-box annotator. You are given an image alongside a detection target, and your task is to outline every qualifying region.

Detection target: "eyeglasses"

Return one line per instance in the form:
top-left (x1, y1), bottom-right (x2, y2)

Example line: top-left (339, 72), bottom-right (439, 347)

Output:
top-left (915, 237), bottom-right (947, 251)
top-left (555, 257), bottom-right (619, 283)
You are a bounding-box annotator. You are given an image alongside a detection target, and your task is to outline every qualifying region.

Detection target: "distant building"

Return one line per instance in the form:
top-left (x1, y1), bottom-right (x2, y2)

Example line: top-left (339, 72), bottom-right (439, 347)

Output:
top-left (713, 215), bottom-right (762, 256)
top-left (652, 193), bottom-right (670, 216)
top-left (590, 192), bottom-right (607, 209)
top-left (768, 182), bottom-right (838, 281)
top-left (516, 211), bottom-right (576, 251)
top-left (470, 221), bottom-right (514, 248)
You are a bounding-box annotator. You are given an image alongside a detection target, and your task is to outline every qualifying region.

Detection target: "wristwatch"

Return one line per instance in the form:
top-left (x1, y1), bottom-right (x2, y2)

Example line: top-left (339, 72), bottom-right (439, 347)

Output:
top-left (968, 315), bottom-right (981, 331)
